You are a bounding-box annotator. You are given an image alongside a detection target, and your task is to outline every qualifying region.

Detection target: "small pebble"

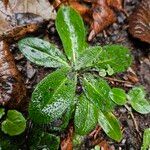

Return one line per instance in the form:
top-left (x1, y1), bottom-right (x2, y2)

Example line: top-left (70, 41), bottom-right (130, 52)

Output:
top-left (121, 139), bottom-right (126, 144)
top-left (26, 62), bottom-right (36, 79)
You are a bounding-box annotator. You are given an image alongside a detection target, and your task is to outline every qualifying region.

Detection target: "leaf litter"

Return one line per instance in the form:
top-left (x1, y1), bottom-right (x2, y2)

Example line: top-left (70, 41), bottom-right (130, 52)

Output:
top-left (0, 0), bottom-right (149, 148)
top-left (52, 0), bottom-right (124, 41)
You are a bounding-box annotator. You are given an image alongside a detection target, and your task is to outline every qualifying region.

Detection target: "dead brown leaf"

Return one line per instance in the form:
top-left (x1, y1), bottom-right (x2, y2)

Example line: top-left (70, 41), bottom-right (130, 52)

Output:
top-left (128, 0), bottom-right (150, 44)
top-left (99, 140), bottom-right (112, 150)
top-left (107, 0), bottom-right (123, 11)
top-left (61, 125), bottom-right (73, 150)
top-left (0, 40), bottom-right (26, 108)
top-left (2, 0), bottom-right (9, 9)
top-left (0, 0), bottom-right (54, 109)
top-left (52, 0), bottom-right (92, 23)
top-left (89, 125), bottom-right (101, 139)
top-left (0, 0), bottom-right (56, 35)
top-left (53, 0), bottom-right (67, 8)
top-left (88, 0), bottom-right (116, 41)
top-left (52, 0), bottom-right (124, 41)
top-left (9, 0), bottom-right (55, 20)
top-left (0, 13), bottom-right (49, 43)
top-left (69, 1), bottom-right (92, 23)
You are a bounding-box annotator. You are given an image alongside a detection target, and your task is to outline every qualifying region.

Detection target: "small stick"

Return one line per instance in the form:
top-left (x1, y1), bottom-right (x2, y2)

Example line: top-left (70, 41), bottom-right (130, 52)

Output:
top-left (104, 76), bottom-right (133, 85)
top-left (125, 104), bottom-right (142, 137)
top-left (89, 125), bottom-right (101, 139)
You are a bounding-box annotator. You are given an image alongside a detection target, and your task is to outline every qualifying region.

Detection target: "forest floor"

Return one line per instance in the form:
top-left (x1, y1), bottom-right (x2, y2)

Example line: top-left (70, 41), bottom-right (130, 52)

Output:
top-left (2, 0), bottom-right (150, 149)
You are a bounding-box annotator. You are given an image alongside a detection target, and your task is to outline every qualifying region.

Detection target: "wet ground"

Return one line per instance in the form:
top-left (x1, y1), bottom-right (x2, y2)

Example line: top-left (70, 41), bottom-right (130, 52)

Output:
top-left (8, 0), bottom-right (150, 149)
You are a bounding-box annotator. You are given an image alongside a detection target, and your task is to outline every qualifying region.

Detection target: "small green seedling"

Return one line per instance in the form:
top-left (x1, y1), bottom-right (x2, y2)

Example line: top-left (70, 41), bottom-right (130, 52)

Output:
top-left (141, 128), bottom-right (150, 150)
top-left (0, 108), bottom-right (26, 136)
top-left (18, 6), bottom-right (150, 142)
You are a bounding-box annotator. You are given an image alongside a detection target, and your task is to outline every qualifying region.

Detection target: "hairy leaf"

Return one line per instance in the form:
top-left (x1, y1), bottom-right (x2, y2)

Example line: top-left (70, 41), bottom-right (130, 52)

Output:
top-left (96, 45), bottom-right (132, 73)
top-left (109, 88), bottom-right (126, 105)
top-left (75, 46), bottom-right (102, 70)
top-left (74, 94), bottom-right (98, 135)
top-left (128, 87), bottom-right (150, 114)
top-left (141, 128), bottom-right (150, 150)
top-left (82, 74), bottom-right (114, 111)
top-left (0, 108), bottom-right (5, 119)
top-left (51, 100), bottom-right (76, 131)
top-left (56, 6), bottom-right (86, 65)
top-left (18, 38), bottom-right (69, 68)
top-left (98, 111), bottom-right (122, 142)
top-left (60, 100), bottom-right (75, 130)
top-left (29, 67), bottom-right (76, 124)
top-left (1, 110), bottom-right (26, 136)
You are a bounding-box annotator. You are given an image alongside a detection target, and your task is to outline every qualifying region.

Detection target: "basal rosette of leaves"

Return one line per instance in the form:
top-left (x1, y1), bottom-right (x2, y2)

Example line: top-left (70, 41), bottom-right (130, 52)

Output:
top-left (18, 6), bottom-right (150, 142)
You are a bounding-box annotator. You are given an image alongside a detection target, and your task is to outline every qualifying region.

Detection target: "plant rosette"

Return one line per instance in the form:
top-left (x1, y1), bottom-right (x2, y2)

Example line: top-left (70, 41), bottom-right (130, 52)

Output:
top-left (18, 6), bottom-right (150, 142)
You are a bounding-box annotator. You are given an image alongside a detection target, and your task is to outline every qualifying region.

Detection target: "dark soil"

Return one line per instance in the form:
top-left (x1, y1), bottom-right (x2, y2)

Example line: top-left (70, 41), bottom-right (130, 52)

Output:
top-left (8, 0), bottom-right (150, 149)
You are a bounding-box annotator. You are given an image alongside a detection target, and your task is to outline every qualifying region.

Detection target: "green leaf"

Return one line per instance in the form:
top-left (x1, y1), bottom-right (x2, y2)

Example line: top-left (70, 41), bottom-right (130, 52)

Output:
top-left (0, 108), bottom-right (5, 119)
top-left (141, 128), bottom-right (150, 150)
top-left (56, 6), bottom-right (86, 65)
top-left (32, 133), bottom-right (60, 150)
top-left (18, 37), bottom-right (69, 68)
top-left (94, 145), bottom-right (100, 150)
top-left (75, 46), bottom-right (102, 70)
top-left (73, 134), bottom-right (85, 149)
top-left (96, 45), bottom-right (132, 74)
top-left (29, 67), bottom-right (76, 124)
top-left (60, 100), bottom-right (75, 130)
top-left (106, 65), bottom-right (114, 76)
top-left (109, 88), bottom-right (127, 105)
top-left (29, 126), bottom-right (60, 150)
top-left (98, 111), bottom-right (122, 142)
top-left (0, 136), bottom-right (19, 150)
top-left (51, 100), bottom-right (75, 131)
top-left (1, 110), bottom-right (26, 136)
top-left (99, 69), bottom-right (107, 77)
top-left (128, 86), bottom-right (150, 114)
top-left (37, 133), bottom-right (60, 150)
top-left (74, 94), bottom-right (98, 135)
top-left (0, 130), bottom-right (25, 149)
top-left (82, 74), bottom-right (114, 111)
